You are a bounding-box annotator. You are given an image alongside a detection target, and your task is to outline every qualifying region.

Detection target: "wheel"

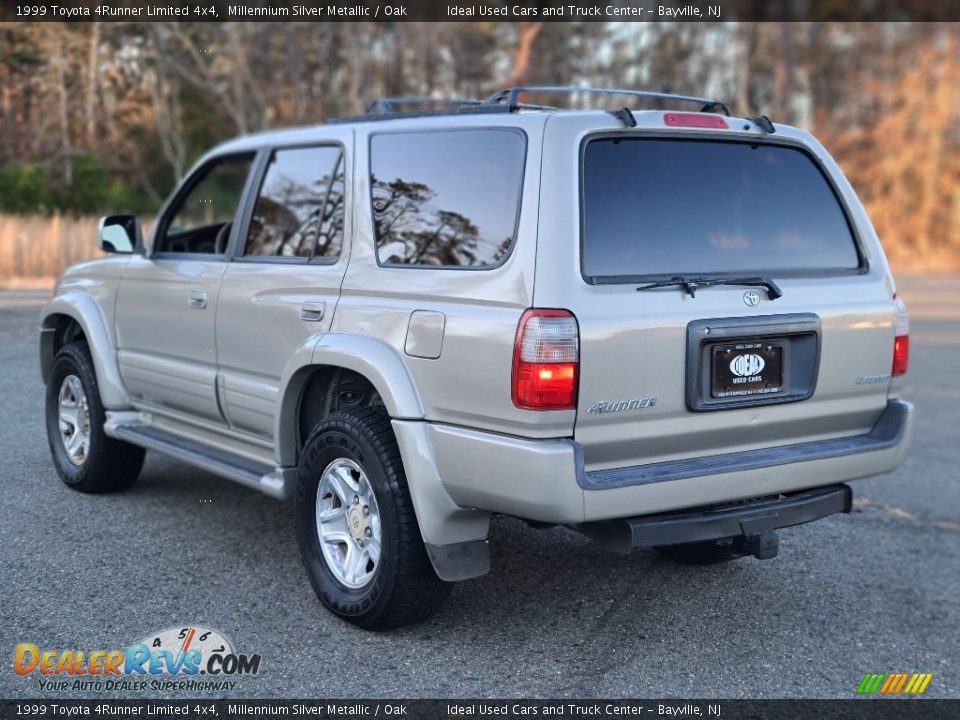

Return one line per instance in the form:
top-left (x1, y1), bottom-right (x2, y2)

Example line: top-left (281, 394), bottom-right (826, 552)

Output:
top-left (296, 407), bottom-right (451, 630)
top-left (654, 539), bottom-right (746, 565)
top-left (45, 342), bottom-right (145, 493)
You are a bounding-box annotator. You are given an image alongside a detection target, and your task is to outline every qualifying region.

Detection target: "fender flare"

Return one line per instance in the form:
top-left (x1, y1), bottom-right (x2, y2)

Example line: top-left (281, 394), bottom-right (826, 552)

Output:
top-left (273, 333), bottom-right (424, 467)
top-left (274, 334), bottom-right (490, 577)
top-left (40, 293), bottom-right (130, 409)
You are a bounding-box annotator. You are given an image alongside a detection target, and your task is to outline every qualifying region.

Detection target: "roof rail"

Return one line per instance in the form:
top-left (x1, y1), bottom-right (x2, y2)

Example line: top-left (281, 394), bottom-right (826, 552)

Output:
top-left (363, 96), bottom-right (483, 114)
top-left (483, 86), bottom-right (732, 116)
top-left (327, 95), bottom-right (507, 124)
top-left (327, 87), bottom-right (733, 125)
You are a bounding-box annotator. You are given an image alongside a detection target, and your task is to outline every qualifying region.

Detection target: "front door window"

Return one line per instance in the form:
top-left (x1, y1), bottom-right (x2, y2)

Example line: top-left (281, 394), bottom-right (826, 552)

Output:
top-left (157, 154), bottom-right (254, 255)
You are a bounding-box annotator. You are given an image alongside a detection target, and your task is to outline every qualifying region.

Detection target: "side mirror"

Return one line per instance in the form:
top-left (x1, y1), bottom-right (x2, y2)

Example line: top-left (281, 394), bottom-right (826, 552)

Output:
top-left (98, 215), bottom-right (141, 254)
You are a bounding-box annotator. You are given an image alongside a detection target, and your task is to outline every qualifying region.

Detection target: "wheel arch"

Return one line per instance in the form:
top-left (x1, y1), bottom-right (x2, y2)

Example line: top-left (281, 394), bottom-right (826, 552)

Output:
top-left (40, 294), bottom-right (129, 408)
top-left (275, 333), bottom-right (424, 467)
top-left (278, 335), bottom-right (490, 578)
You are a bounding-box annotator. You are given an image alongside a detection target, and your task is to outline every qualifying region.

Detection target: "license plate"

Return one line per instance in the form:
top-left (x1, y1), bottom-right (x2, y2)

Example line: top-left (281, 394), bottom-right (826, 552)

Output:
top-left (711, 341), bottom-right (784, 398)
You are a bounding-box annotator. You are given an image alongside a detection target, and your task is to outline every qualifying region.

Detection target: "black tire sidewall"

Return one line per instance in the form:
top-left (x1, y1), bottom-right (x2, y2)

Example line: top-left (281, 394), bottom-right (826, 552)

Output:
top-left (296, 417), bottom-right (399, 619)
top-left (46, 343), bottom-right (104, 487)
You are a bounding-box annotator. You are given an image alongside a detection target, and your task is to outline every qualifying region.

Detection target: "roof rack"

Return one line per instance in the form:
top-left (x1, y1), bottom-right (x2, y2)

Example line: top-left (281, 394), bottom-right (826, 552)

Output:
top-left (329, 96), bottom-right (506, 124)
top-left (363, 96), bottom-right (484, 114)
top-left (329, 86), bottom-right (733, 124)
top-left (483, 86), bottom-right (732, 116)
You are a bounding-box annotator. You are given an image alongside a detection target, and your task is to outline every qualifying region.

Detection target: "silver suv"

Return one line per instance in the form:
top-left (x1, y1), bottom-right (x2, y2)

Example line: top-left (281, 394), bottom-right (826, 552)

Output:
top-left (40, 88), bottom-right (913, 630)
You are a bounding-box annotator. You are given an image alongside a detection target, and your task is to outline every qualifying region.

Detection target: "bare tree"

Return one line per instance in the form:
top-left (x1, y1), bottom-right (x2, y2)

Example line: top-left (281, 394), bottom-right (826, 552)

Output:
top-left (506, 22), bottom-right (544, 86)
top-left (51, 33), bottom-right (72, 185)
top-left (84, 21), bottom-right (100, 147)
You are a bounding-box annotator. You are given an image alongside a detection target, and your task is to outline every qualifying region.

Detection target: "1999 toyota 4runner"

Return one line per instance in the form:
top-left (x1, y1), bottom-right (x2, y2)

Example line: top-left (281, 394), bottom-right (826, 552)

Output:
top-left (40, 87), bottom-right (913, 630)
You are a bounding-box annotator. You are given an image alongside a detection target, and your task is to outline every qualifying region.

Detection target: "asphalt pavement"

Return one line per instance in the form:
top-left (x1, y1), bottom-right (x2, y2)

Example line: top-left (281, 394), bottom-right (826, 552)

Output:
top-left (0, 276), bottom-right (957, 699)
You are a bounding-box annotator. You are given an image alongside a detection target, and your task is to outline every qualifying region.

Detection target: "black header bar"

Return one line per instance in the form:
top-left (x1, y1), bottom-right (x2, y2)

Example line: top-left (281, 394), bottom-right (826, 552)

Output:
top-left (2, 699), bottom-right (959, 719)
top-left (2, 0), bottom-right (960, 22)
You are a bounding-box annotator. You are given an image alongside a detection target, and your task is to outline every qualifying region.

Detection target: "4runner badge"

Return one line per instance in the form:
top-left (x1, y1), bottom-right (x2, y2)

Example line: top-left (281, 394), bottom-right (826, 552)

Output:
top-left (587, 397), bottom-right (657, 414)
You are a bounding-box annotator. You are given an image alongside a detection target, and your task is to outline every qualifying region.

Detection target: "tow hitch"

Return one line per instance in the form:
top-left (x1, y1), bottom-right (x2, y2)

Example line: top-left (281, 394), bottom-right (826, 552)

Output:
top-left (733, 531), bottom-right (779, 560)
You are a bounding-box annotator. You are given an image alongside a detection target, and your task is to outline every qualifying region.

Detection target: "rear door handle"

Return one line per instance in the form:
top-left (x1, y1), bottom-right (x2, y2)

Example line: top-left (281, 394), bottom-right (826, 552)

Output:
top-left (188, 289), bottom-right (208, 309)
top-left (300, 301), bottom-right (326, 322)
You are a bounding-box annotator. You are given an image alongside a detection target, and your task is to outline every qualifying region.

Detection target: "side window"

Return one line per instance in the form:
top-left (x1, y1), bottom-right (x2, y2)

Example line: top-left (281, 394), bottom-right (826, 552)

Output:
top-left (158, 153), bottom-right (254, 254)
top-left (244, 146), bottom-right (345, 260)
top-left (370, 129), bottom-right (526, 268)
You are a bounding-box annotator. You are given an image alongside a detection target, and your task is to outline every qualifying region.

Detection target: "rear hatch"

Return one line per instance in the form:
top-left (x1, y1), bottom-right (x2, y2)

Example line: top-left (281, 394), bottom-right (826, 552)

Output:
top-left (535, 114), bottom-right (897, 473)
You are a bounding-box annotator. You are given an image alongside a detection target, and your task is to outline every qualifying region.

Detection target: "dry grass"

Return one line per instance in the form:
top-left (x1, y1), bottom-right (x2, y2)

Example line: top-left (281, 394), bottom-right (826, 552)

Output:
top-left (0, 214), bottom-right (957, 284)
top-left (0, 215), bottom-right (102, 282)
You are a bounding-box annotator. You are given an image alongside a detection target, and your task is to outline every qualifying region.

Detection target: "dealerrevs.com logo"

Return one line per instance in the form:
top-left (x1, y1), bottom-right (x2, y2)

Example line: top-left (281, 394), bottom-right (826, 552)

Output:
top-left (13, 625), bottom-right (262, 692)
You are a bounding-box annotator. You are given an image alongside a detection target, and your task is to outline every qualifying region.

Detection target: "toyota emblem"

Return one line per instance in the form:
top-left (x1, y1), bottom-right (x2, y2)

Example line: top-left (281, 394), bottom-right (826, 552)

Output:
top-left (743, 290), bottom-right (761, 307)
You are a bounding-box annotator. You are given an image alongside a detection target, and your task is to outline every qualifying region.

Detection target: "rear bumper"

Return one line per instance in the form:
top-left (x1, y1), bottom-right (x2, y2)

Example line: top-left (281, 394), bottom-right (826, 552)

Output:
top-left (574, 484), bottom-right (853, 554)
top-left (429, 400), bottom-right (913, 524)
top-left (578, 400), bottom-right (911, 491)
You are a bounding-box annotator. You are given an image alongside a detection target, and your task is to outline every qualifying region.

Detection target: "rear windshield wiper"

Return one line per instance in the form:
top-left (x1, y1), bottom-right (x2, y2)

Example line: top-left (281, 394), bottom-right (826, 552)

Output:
top-left (637, 276), bottom-right (782, 300)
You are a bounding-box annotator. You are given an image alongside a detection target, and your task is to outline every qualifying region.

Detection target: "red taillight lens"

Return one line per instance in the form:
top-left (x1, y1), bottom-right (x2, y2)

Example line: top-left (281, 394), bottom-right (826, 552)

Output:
top-left (892, 296), bottom-right (909, 377)
top-left (512, 309), bottom-right (579, 410)
top-left (664, 112), bottom-right (729, 129)
top-left (893, 335), bottom-right (909, 377)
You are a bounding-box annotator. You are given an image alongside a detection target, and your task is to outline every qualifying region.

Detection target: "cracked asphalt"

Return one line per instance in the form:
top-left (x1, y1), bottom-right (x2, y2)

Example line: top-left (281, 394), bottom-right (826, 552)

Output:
top-left (0, 275), bottom-right (957, 699)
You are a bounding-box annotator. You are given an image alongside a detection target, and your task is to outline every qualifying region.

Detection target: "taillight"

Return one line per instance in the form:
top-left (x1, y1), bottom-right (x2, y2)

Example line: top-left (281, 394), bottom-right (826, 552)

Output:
top-left (664, 112), bottom-right (729, 129)
top-left (512, 309), bottom-right (579, 410)
top-left (892, 295), bottom-right (909, 377)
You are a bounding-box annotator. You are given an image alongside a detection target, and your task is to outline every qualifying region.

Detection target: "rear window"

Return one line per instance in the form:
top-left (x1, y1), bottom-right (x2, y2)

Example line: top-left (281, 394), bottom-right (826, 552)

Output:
top-left (370, 129), bottom-right (525, 268)
top-left (581, 138), bottom-right (861, 281)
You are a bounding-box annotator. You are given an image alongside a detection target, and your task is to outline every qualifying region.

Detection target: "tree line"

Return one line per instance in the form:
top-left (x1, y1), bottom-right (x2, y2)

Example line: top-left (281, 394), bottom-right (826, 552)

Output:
top-left (0, 21), bottom-right (957, 266)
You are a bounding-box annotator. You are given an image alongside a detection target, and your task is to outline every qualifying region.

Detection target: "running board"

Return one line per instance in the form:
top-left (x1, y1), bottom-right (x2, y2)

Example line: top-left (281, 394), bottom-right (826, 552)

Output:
top-left (105, 421), bottom-right (294, 500)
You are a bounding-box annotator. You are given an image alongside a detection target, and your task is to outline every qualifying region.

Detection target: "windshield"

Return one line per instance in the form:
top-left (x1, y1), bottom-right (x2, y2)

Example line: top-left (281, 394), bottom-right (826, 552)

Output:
top-left (581, 138), bottom-right (861, 281)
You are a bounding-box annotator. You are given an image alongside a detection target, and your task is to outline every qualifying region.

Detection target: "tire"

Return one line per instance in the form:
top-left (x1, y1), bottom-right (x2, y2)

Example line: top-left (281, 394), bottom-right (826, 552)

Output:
top-left (296, 407), bottom-right (451, 630)
top-left (45, 342), bottom-right (145, 493)
top-left (654, 539), bottom-right (746, 565)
